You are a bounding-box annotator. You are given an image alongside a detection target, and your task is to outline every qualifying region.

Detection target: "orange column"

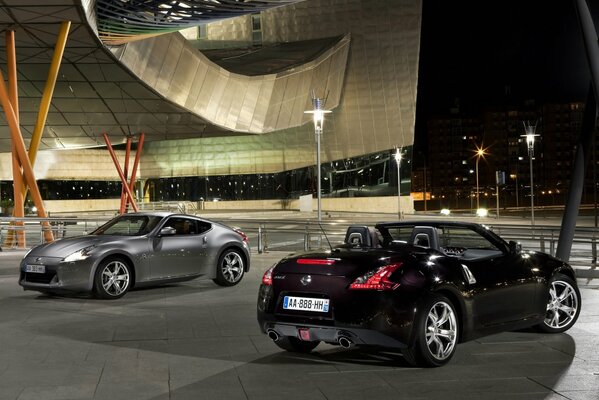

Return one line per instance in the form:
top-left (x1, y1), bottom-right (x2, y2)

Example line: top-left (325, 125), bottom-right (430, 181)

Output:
top-left (119, 138), bottom-right (132, 214)
top-left (21, 21), bottom-right (70, 201)
top-left (103, 133), bottom-right (139, 212)
top-left (6, 30), bottom-right (25, 247)
top-left (128, 133), bottom-right (145, 205)
top-left (0, 72), bottom-right (54, 242)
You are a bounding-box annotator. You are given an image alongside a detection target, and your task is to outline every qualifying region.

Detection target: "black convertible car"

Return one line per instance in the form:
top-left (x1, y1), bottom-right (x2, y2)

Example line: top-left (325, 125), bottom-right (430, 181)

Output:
top-left (257, 221), bottom-right (581, 367)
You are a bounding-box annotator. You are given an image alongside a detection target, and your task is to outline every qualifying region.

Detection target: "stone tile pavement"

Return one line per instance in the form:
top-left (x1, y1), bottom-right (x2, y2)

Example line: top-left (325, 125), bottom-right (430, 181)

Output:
top-left (0, 250), bottom-right (598, 399)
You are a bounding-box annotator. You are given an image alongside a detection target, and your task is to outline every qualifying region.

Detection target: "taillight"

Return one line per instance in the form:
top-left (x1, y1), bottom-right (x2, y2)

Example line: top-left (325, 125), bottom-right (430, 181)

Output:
top-left (349, 263), bottom-right (402, 290)
top-left (297, 258), bottom-right (337, 266)
top-left (262, 266), bottom-right (275, 286)
top-left (233, 227), bottom-right (249, 245)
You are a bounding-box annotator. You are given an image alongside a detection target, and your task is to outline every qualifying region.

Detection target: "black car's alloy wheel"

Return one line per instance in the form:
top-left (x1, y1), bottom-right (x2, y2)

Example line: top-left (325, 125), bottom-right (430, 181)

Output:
top-left (403, 293), bottom-right (458, 367)
top-left (213, 249), bottom-right (245, 286)
top-left (537, 274), bottom-right (581, 333)
top-left (94, 257), bottom-right (131, 299)
top-left (274, 336), bottom-right (320, 353)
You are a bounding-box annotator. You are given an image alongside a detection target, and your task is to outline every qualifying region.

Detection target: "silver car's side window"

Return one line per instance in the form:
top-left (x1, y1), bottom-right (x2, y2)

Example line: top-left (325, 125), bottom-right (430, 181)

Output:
top-left (163, 217), bottom-right (211, 235)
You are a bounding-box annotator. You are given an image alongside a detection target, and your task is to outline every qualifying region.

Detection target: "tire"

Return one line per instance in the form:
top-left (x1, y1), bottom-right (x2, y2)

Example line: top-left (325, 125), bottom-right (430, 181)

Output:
top-left (402, 293), bottom-right (459, 367)
top-left (274, 336), bottom-right (320, 353)
top-left (213, 249), bottom-right (245, 286)
top-left (93, 257), bottom-right (132, 300)
top-left (536, 273), bottom-right (581, 333)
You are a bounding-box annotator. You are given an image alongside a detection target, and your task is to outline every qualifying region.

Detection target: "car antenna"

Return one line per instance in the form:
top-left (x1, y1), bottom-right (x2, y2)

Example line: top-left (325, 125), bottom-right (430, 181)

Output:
top-left (318, 221), bottom-right (334, 252)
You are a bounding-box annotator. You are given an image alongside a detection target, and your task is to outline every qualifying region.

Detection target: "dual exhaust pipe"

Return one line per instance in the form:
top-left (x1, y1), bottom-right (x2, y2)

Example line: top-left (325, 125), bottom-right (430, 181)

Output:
top-left (266, 328), bottom-right (354, 348)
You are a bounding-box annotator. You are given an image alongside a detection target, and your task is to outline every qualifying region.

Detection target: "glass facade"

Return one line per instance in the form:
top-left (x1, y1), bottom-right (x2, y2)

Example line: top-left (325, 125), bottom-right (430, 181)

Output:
top-left (0, 148), bottom-right (412, 206)
top-left (146, 147), bottom-right (412, 202)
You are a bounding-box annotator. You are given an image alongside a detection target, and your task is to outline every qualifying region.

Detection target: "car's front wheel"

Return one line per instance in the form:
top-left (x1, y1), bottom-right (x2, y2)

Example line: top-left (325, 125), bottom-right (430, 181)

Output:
top-left (93, 257), bottom-right (132, 300)
top-left (402, 293), bottom-right (459, 367)
top-left (213, 249), bottom-right (245, 286)
top-left (536, 274), bottom-right (581, 333)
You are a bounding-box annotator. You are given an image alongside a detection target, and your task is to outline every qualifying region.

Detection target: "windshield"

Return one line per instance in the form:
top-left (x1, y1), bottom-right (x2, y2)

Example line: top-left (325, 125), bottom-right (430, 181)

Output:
top-left (92, 215), bottom-right (163, 236)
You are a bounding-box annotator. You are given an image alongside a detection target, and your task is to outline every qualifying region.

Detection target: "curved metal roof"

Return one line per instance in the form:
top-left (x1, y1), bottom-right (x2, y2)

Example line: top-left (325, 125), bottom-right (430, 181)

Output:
top-left (96, 0), bottom-right (303, 44)
top-left (0, 0), bottom-right (347, 151)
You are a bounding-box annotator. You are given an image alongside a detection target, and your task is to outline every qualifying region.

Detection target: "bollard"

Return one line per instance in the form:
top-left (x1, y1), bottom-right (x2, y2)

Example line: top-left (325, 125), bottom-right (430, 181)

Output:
top-left (258, 225), bottom-right (263, 254)
top-left (263, 224), bottom-right (269, 252)
top-left (304, 223), bottom-right (311, 251)
top-left (540, 232), bottom-right (545, 253)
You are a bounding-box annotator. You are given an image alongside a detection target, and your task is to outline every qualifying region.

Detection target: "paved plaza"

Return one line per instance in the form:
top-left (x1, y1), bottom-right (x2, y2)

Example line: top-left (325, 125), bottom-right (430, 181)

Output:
top-left (0, 247), bottom-right (598, 400)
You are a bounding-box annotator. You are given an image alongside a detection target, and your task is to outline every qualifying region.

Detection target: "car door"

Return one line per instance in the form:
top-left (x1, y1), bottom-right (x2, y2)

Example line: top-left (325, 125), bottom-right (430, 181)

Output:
top-left (149, 216), bottom-right (210, 279)
top-left (439, 226), bottom-right (539, 328)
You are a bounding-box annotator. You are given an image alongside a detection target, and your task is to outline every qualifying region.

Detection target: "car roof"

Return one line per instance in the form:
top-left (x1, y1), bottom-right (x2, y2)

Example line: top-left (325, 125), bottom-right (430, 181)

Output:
top-left (375, 221), bottom-right (485, 229)
top-left (120, 211), bottom-right (200, 219)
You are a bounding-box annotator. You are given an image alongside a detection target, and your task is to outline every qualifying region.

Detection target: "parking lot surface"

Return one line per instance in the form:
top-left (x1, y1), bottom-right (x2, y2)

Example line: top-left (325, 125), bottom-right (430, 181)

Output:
top-left (0, 249), bottom-right (598, 400)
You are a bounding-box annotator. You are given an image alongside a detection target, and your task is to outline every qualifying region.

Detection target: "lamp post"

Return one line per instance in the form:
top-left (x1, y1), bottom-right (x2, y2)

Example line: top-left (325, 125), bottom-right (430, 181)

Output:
top-left (474, 146), bottom-right (486, 210)
top-left (395, 147), bottom-right (403, 220)
top-left (305, 97), bottom-right (330, 222)
top-left (522, 122), bottom-right (539, 226)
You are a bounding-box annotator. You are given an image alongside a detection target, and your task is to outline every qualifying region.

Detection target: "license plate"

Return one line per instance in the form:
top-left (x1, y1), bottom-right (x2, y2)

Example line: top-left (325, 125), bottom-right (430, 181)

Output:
top-left (283, 296), bottom-right (329, 312)
top-left (25, 265), bottom-right (46, 274)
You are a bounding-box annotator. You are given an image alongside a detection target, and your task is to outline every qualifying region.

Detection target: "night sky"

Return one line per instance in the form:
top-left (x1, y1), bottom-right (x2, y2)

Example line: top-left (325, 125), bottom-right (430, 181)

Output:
top-left (416, 0), bottom-right (597, 118)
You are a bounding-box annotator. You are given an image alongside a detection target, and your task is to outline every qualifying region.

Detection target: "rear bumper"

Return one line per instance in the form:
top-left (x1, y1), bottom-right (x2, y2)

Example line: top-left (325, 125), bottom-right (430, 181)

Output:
top-left (260, 320), bottom-right (409, 349)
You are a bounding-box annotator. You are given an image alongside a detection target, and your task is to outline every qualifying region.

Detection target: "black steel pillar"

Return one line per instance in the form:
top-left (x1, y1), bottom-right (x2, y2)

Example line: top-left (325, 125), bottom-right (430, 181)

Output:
top-left (556, 0), bottom-right (599, 261)
top-left (556, 87), bottom-right (596, 261)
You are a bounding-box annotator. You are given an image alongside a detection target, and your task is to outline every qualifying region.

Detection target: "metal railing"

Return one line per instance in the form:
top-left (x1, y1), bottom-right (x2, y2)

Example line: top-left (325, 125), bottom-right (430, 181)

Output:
top-left (1, 215), bottom-right (597, 270)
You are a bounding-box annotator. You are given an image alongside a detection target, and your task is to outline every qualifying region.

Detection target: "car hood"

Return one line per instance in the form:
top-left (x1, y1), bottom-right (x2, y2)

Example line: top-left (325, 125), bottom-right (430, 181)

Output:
top-left (27, 235), bottom-right (131, 258)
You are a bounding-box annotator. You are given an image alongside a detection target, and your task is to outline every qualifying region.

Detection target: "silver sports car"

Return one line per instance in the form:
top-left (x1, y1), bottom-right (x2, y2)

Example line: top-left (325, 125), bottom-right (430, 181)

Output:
top-left (19, 212), bottom-right (251, 299)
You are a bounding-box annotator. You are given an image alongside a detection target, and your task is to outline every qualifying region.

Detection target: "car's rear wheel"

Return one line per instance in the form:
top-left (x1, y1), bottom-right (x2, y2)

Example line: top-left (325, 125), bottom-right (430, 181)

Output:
top-left (213, 249), bottom-right (245, 286)
top-left (274, 336), bottom-right (320, 353)
top-left (402, 293), bottom-right (458, 367)
top-left (93, 257), bottom-right (131, 300)
top-left (536, 274), bottom-right (581, 333)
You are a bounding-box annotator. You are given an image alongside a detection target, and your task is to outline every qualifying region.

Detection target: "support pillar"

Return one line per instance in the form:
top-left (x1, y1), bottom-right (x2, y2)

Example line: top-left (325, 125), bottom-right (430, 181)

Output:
top-left (557, 0), bottom-right (599, 261)
top-left (0, 73), bottom-right (53, 242)
top-left (5, 30), bottom-right (25, 247)
top-left (119, 138), bottom-right (132, 214)
top-left (103, 133), bottom-right (139, 213)
top-left (128, 133), bottom-right (145, 207)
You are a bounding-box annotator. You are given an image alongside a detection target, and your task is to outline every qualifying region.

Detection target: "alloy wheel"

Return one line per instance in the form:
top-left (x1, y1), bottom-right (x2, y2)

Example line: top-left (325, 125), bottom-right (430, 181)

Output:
top-left (545, 280), bottom-right (579, 329)
top-left (425, 301), bottom-right (458, 361)
top-left (221, 251), bottom-right (244, 283)
top-left (101, 260), bottom-right (130, 297)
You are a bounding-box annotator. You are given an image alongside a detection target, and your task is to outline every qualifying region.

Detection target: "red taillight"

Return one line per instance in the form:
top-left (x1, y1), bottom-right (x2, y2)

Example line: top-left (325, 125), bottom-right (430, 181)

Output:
top-left (233, 228), bottom-right (249, 245)
top-left (262, 266), bottom-right (275, 286)
top-left (349, 263), bottom-right (402, 291)
top-left (297, 258), bottom-right (337, 266)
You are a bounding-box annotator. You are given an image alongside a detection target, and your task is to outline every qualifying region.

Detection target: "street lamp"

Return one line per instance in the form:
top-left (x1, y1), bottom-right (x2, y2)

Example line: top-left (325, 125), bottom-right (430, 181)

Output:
top-left (522, 122), bottom-right (539, 225)
top-left (395, 147), bottom-right (403, 220)
top-left (304, 96), bottom-right (330, 222)
top-left (474, 145), bottom-right (487, 210)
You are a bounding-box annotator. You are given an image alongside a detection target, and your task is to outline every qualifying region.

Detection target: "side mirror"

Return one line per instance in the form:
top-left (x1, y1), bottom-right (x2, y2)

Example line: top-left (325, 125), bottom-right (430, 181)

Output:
top-left (159, 226), bottom-right (177, 237)
top-left (508, 240), bottom-right (522, 254)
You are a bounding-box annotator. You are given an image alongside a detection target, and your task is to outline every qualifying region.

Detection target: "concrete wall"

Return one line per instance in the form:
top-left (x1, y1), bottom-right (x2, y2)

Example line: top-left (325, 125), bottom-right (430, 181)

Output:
top-left (41, 196), bottom-right (414, 215)
top-left (0, 149), bottom-right (130, 180)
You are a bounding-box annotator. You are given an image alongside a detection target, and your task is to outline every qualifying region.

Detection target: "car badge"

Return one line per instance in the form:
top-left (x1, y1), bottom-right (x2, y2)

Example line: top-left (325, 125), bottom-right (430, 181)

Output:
top-left (300, 275), bottom-right (312, 286)
top-left (36, 257), bottom-right (42, 263)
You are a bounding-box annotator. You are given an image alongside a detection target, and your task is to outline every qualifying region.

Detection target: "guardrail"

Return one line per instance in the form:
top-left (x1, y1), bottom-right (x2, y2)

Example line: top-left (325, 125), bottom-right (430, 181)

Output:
top-left (1, 216), bottom-right (597, 270)
top-left (228, 219), bottom-right (599, 269)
